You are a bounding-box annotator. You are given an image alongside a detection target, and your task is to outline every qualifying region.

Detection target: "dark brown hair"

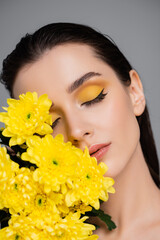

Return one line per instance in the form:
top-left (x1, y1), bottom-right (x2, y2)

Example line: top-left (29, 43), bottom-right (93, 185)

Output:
top-left (1, 22), bottom-right (159, 187)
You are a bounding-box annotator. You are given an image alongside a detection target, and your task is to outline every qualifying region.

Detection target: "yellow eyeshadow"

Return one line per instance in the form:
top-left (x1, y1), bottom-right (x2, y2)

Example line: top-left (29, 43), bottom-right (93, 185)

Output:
top-left (77, 85), bottom-right (103, 103)
top-left (51, 112), bottom-right (60, 122)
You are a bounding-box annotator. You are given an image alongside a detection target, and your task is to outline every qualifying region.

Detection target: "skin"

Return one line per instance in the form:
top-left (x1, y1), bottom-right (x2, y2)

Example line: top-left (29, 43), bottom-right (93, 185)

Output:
top-left (13, 43), bottom-right (160, 239)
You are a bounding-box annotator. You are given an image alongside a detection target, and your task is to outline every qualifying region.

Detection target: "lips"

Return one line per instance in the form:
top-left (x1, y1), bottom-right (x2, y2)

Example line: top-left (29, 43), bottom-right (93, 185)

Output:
top-left (89, 143), bottom-right (111, 161)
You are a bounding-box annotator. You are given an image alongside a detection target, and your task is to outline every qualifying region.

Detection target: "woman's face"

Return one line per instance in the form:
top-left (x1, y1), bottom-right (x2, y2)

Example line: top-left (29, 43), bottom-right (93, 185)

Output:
top-left (13, 44), bottom-right (144, 177)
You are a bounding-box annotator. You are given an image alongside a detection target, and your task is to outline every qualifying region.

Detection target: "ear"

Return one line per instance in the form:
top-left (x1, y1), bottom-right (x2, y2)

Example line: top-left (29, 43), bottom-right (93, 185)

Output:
top-left (128, 69), bottom-right (145, 116)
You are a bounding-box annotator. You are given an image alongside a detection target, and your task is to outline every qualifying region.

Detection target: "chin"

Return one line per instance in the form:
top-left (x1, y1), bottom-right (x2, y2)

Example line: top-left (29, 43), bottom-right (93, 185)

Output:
top-left (103, 157), bottom-right (128, 179)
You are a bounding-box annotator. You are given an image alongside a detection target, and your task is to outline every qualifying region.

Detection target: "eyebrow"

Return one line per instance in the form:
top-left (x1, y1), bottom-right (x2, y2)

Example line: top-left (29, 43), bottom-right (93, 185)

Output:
top-left (67, 72), bottom-right (102, 93)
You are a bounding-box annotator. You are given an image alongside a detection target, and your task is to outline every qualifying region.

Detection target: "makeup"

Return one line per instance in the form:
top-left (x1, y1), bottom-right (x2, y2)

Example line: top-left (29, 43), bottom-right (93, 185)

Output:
top-left (89, 143), bottom-right (111, 161)
top-left (77, 85), bottom-right (104, 104)
top-left (51, 112), bottom-right (60, 129)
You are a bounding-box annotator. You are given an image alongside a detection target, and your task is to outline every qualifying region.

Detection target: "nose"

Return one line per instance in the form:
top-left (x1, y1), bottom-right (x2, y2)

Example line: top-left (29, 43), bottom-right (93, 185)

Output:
top-left (69, 130), bottom-right (91, 146)
top-left (66, 113), bottom-right (93, 147)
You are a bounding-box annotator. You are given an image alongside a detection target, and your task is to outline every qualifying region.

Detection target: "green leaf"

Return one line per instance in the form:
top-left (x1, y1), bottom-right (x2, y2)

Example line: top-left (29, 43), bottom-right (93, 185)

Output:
top-left (86, 208), bottom-right (117, 231)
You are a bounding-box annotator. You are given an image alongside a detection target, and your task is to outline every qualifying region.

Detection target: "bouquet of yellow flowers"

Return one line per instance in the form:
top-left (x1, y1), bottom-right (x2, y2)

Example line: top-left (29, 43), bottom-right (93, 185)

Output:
top-left (0, 92), bottom-right (116, 240)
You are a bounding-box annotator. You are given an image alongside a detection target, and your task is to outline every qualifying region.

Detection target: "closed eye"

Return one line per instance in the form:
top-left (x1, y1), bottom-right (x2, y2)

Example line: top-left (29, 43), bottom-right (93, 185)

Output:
top-left (51, 117), bottom-right (61, 129)
top-left (81, 89), bottom-right (108, 106)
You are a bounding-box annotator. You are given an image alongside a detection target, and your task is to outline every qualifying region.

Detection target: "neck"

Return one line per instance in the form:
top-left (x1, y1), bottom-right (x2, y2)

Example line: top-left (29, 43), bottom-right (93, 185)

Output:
top-left (99, 143), bottom-right (160, 235)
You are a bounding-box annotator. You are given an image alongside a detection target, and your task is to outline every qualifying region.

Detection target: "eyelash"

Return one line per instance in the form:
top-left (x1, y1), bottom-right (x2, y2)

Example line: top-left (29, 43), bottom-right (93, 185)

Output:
top-left (81, 88), bottom-right (108, 106)
top-left (51, 117), bottom-right (61, 129)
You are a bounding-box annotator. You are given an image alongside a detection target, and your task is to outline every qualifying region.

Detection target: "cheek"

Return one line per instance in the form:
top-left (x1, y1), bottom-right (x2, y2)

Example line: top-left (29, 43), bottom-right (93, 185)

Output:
top-left (99, 89), bottom-right (138, 133)
top-left (84, 92), bottom-right (134, 134)
top-left (51, 123), bottom-right (69, 142)
top-left (103, 93), bottom-right (140, 177)
top-left (112, 94), bottom-right (140, 144)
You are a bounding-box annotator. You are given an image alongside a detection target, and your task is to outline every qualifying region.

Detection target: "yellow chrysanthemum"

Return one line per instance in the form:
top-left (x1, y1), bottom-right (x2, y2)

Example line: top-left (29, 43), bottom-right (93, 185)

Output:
top-left (22, 134), bottom-right (81, 193)
top-left (69, 202), bottom-right (92, 215)
top-left (0, 145), bottom-right (19, 209)
top-left (0, 212), bottom-right (98, 240)
top-left (1, 167), bottom-right (36, 214)
top-left (1, 166), bottom-right (62, 216)
top-left (49, 212), bottom-right (98, 240)
top-left (0, 93), bottom-right (116, 238)
top-left (65, 147), bottom-right (115, 209)
top-left (21, 133), bottom-right (115, 210)
top-left (0, 145), bottom-right (19, 179)
top-left (0, 213), bottom-right (56, 240)
top-left (0, 92), bottom-right (53, 146)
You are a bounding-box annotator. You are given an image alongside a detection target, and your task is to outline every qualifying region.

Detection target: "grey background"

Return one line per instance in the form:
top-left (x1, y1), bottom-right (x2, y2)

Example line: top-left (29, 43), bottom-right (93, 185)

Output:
top-left (0, 0), bottom-right (160, 160)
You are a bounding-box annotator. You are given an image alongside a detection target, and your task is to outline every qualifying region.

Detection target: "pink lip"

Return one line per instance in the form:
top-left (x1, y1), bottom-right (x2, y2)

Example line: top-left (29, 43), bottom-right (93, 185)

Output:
top-left (89, 143), bottom-right (111, 161)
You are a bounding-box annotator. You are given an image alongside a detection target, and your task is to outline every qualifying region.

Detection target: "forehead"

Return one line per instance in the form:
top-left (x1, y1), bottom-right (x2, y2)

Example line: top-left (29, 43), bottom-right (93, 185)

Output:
top-left (13, 43), bottom-right (119, 98)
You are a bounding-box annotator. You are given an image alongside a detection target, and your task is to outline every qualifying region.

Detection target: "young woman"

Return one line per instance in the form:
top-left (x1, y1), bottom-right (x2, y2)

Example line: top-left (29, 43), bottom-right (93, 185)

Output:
top-left (1, 23), bottom-right (160, 239)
